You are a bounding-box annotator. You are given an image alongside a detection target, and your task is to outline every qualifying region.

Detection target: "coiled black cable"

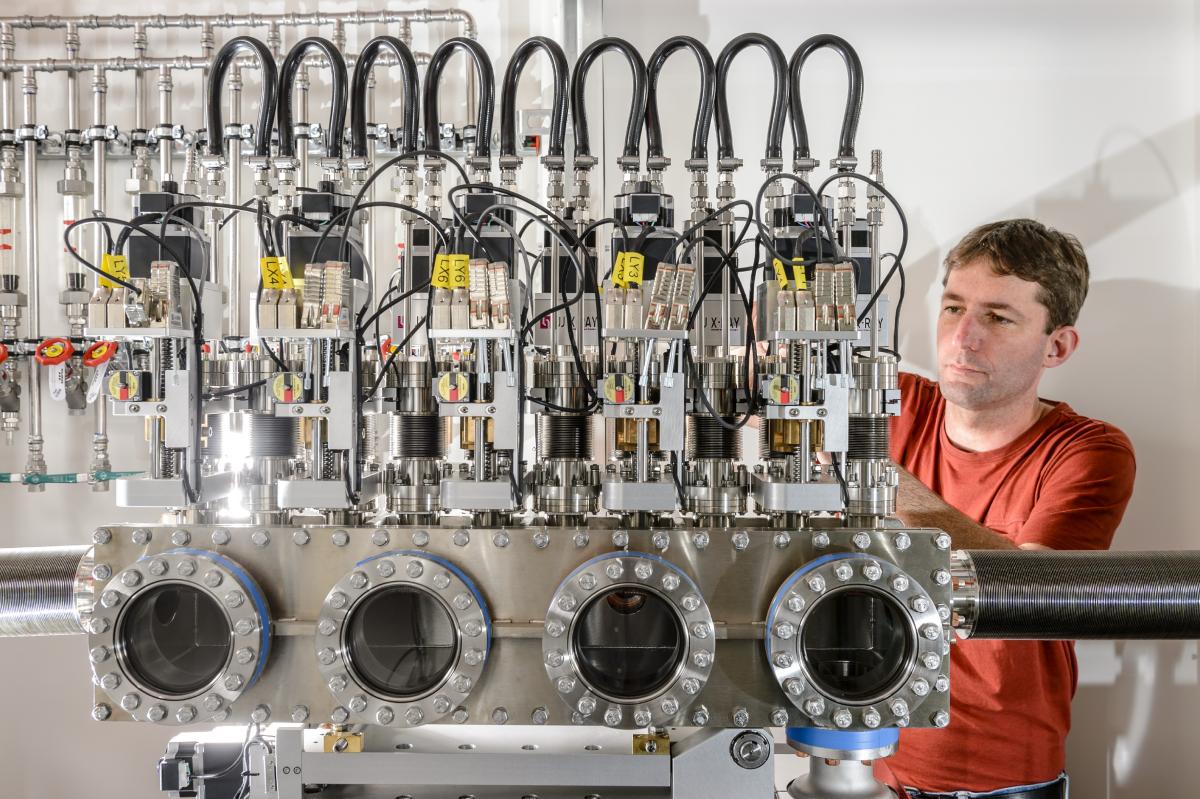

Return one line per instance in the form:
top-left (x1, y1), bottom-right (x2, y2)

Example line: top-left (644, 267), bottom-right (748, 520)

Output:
top-left (500, 37), bottom-right (570, 160)
top-left (645, 35), bottom-right (716, 162)
top-left (789, 34), bottom-right (865, 165)
top-left (350, 35), bottom-right (420, 157)
top-left (205, 36), bottom-right (278, 158)
top-left (277, 37), bottom-right (348, 160)
top-left (714, 33), bottom-right (789, 162)
top-left (570, 37), bottom-right (648, 163)
top-left (423, 37), bottom-right (495, 160)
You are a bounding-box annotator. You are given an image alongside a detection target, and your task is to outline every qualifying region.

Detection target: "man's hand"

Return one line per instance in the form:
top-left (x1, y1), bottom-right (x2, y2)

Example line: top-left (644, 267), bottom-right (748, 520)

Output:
top-left (894, 463), bottom-right (1026, 551)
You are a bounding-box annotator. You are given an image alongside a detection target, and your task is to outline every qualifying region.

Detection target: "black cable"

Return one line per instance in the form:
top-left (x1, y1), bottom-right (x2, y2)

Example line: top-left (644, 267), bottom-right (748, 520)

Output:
top-left (277, 37), bottom-right (349, 160)
top-left (501, 37), bottom-right (570, 159)
top-left (423, 37), bottom-right (496, 160)
top-left (645, 35), bottom-right (716, 162)
top-left (714, 33), bottom-right (789, 162)
top-left (206, 379), bottom-right (268, 399)
top-left (571, 37), bottom-right (648, 162)
top-left (351, 36), bottom-right (420, 157)
top-left (206, 38), bottom-right (277, 158)
top-left (789, 34), bottom-right (865, 164)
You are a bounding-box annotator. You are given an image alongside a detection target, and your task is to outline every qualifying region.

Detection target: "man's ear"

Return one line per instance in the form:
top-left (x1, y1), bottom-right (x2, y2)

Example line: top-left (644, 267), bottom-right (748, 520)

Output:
top-left (1044, 325), bottom-right (1079, 368)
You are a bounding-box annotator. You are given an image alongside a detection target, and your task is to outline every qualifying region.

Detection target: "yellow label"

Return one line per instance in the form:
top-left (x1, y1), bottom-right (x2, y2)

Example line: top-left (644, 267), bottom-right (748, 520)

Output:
top-left (431, 254), bottom-right (452, 289)
top-left (623, 252), bottom-right (645, 287)
top-left (271, 373), bottom-right (305, 404)
top-left (260, 256), bottom-right (294, 290)
top-left (791, 258), bottom-right (807, 290)
top-left (449, 254), bottom-right (470, 289)
top-left (436, 372), bottom-right (470, 402)
top-left (99, 254), bottom-right (130, 289)
top-left (107, 370), bottom-right (139, 401)
top-left (772, 257), bottom-right (806, 290)
top-left (612, 252), bottom-right (628, 288)
top-left (604, 373), bottom-right (635, 404)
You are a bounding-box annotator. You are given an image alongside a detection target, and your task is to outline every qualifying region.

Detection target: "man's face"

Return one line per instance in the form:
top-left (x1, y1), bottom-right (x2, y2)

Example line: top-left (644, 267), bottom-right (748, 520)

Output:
top-left (936, 259), bottom-right (1056, 410)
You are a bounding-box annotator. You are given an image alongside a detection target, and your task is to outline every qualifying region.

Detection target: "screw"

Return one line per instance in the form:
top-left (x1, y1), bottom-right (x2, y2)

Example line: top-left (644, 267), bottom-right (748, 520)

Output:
top-left (129, 404), bottom-right (141, 413)
top-left (293, 529), bottom-right (310, 546)
top-left (932, 710), bottom-right (950, 728)
top-left (320, 406), bottom-right (331, 415)
top-left (371, 530), bottom-right (390, 547)
top-left (170, 529), bottom-right (190, 546)
top-left (934, 532), bottom-right (952, 550)
top-left (92, 564), bottom-right (112, 581)
top-left (453, 530), bottom-right (470, 547)
top-left (211, 529), bottom-right (231, 545)
top-left (770, 708), bottom-right (789, 727)
top-left (531, 707), bottom-right (549, 725)
top-left (491, 707), bottom-right (509, 725)
top-left (202, 695), bottom-right (223, 712)
top-left (293, 405), bottom-right (304, 415)
top-left (812, 532), bottom-right (830, 549)
top-left (642, 738), bottom-right (657, 753)
top-left (331, 707), bottom-right (349, 724)
top-left (331, 530), bottom-right (350, 547)
top-left (832, 709), bottom-right (853, 728)
top-left (412, 530), bottom-right (430, 547)
top-left (691, 706), bottom-right (710, 726)
top-left (91, 704), bottom-right (111, 721)
top-left (131, 528), bottom-right (152, 545)
top-left (731, 707), bottom-right (750, 727)
top-left (250, 529), bottom-right (270, 548)
top-left (92, 529), bottom-right (112, 545)
top-left (176, 706), bottom-right (196, 724)
top-left (611, 530), bottom-right (629, 547)
top-left (377, 707), bottom-right (395, 725)
top-left (492, 532), bottom-right (510, 548)
top-left (146, 705), bottom-right (166, 722)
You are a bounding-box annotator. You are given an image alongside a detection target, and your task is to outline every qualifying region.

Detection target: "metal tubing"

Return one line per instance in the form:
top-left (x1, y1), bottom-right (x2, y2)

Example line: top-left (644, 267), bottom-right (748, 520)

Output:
top-left (956, 550), bottom-right (1200, 640)
top-left (0, 10), bottom-right (477, 35)
top-left (157, 65), bottom-right (172, 183)
top-left (91, 66), bottom-right (109, 489)
top-left (0, 545), bottom-right (90, 637)
top-left (20, 67), bottom-right (43, 484)
top-left (226, 66), bottom-right (242, 335)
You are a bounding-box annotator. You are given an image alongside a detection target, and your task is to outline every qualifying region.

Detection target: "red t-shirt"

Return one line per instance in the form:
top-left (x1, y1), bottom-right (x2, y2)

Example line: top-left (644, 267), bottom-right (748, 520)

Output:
top-left (880, 372), bottom-right (1136, 793)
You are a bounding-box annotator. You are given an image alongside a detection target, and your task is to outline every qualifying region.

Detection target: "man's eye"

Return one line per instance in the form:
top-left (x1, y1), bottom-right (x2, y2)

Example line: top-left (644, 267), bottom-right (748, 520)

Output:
top-left (988, 313), bottom-right (1013, 325)
top-left (941, 305), bottom-right (962, 315)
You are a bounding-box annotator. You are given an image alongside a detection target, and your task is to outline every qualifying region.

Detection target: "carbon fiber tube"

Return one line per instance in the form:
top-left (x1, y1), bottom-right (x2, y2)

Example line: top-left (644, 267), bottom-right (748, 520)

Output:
top-left (0, 545), bottom-right (90, 637)
top-left (500, 36), bottom-right (569, 159)
top-left (276, 37), bottom-right (348, 160)
top-left (958, 550), bottom-right (1200, 640)
top-left (205, 36), bottom-right (278, 157)
top-left (789, 33), bottom-right (865, 163)
top-left (714, 33), bottom-right (788, 162)
top-left (570, 36), bottom-right (648, 162)
top-left (645, 35), bottom-right (715, 161)
top-left (423, 36), bottom-right (495, 160)
top-left (350, 35), bottom-right (419, 157)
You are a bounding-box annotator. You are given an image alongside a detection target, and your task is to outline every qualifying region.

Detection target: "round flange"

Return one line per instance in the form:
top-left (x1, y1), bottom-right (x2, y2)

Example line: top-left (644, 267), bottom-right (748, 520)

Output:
top-left (315, 550), bottom-right (491, 727)
top-left (543, 551), bottom-right (715, 729)
top-left (88, 548), bottom-right (271, 724)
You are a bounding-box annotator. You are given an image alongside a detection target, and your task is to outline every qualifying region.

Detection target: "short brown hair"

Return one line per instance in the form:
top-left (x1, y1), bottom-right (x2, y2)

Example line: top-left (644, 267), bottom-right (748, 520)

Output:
top-left (944, 219), bottom-right (1089, 333)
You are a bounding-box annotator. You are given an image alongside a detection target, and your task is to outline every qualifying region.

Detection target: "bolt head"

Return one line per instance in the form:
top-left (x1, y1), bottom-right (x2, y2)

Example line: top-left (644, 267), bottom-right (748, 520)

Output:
top-left (774, 621), bottom-right (795, 640)
top-left (92, 563), bottom-right (113, 581)
top-left (921, 624), bottom-right (941, 640)
top-left (202, 695), bottom-right (223, 712)
top-left (834, 563), bottom-right (853, 582)
top-left (682, 593), bottom-right (701, 612)
top-left (452, 675), bottom-right (472, 693)
top-left (603, 707), bottom-right (622, 726)
top-left (331, 530), bottom-right (350, 547)
top-left (433, 695), bottom-right (452, 714)
top-left (120, 570), bottom-right (142, 588)
top-left (785, 678), bottom-right (804, 696)
top-left (935, 675), bottom-right (950, 693)
top-left (210, 528), bottom-right (231, 545)
top-left (92, 529), bottom-right (112, 545)
top-left (932, 710), bottom-right (951, 728)
top-left (463, 648), bottom-right (483, 666)
top-left (100, 673), bottom-right (121, 690)
top-left (371, 530), bottom-right (390, 547)
top-left (531, 707), bottom-right (549, 725)
top-left (406, 560), bottom-right (424, 578)
top-left (120, 694), bottom-right (140, 711)
top-left (922, 653), bottom-right (942, 670)
top-left (912, 679), bottom-right (931, 697)
top-left (491, 707), bottom-right (510, 725)
top-left (911, 596), bottom-right (931, 613)
top-left (376, 560), bottom-right (396, 578)
top-left (852, 532), bottom-right (872, 550)
top-left (250, 529), bottom-right (271, 548)
top-left (146, 705), bottom-right (166, 722)
top-left (786, 595), bottom-right (805, 613)
top-left (331, 706), bottom-right (350, 724)
top-left (89, 645), bottom-right (110, 663)
top-left (693, 649), bottom-right (713, 668)
top-left (890, 698), bottom-right (909, 717)
top-left (832, 709), bottom-right (853, 728)
top-left (91, 704), bottom-right (112, 721)
top-left (99, 590), bottom-right (121, 608)
top-left (770, 708), bottom-right (789, 727)
top-left (176, 705), bottom-right (196, 724)
top-left (573, 531), bottom-right (589, 548)
top-left (692, 706), bottom-right (710, 725)
top-left (404, 707), bottom-right (424, 725)
top-left (224, 591), bottom-right (244, 608)
top-left (692, 531), bottom-right (710, 549)
top-left (807, 575), bottom-right (826, 593)
top-left (463, 620), bottom-right (483, 637)
top-left (812, 532), bottom-right (830, 548)
top-left (235, 647), bottom-right (255, 665)
top-left (633, 709), bottom-right (652, 727)
top-left (348, 695), bottom-right (368, 713)
top-left (224, 674), bottom-right (244, 691)
top-left (774, 532), bottom-right (791, 549)
top-left (349, 571), bottom-right (369, 589)
top-left (893, 532), bottom-right (911, 550)
top-left (804, 697), bottom-right (826, 716)
top-left (863, 562), bottom-right (883, 581)
top-left (376, 707), bottom-right (395, 724)
top-left (131, 528), bottom-right (152, 545)
top-left (933, 569), bottom-right (951, 586)
top-left (329, 592), bottom-right (348, 609)
top-left (147, 559), bottom-right (168, 577)
top-left (732, 707), bottom-right (750, 727)
top-left (681, 677), bottom-right (701, 695)
top-left (892, 575), bottom-right (910, 592)
top-left (452, 530), bottom-right (470, 547)
top-left (170, 529), bottom-right (191, 546)
top-left (863, 708), bottom-right (882, 728)
top-left (292, 530), bottom-right (311, 546)
top-left (578, 572), bottom-right (597, 590)
top-left (328, 674), bottom-right (348, 692)
top-left (451, 707), bottom-right (469, 723)
top-left (934, 532), bottom-right (952, 550)
top-left (492, 532), bottom-right (510, 548)
top-left (556, 676), bottom-right (576, 693)
top-left (202, 571), bottom-right (223, 588)
top-left (291, 705), bottom-right (310, 723)
top-left (433, 572), bottom-right (451, 589)
top-left (533, 532), bottom-right (550, 549)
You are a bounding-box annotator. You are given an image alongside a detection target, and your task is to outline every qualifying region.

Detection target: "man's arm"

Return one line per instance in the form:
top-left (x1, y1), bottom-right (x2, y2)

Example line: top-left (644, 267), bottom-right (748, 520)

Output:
top-left (895, 465), bottom-right (1027, 550)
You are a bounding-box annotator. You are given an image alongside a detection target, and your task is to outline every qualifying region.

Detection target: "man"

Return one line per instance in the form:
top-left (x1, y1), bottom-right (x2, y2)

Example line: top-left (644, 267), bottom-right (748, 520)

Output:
top-left (877, 219), bottom-right (1136, 797)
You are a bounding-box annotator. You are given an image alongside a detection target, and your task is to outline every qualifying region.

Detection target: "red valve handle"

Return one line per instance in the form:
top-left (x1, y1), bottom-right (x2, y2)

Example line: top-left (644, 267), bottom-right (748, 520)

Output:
top-left (0, 343), bottom-right (8, 366)
top-left (83, 341), bottom-right (118, 368)
top-left (34, 338), bottom-right (74, 366)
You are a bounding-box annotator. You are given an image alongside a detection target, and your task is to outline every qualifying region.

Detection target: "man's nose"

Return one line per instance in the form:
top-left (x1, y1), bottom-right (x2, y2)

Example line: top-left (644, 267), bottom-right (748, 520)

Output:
top-left (952, 314), bottom-right (984, 351)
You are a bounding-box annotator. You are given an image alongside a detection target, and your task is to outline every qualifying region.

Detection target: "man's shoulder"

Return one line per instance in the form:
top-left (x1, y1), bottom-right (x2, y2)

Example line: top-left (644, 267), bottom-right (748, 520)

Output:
top-left (898, 371), bottom-right (942, 412)
top-left (1045, 404), bottom-right (1136, 462)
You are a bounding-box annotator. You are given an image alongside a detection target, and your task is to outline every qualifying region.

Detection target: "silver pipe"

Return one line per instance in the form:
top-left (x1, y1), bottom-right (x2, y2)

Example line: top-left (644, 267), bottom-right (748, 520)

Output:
top-left (132, 23), bottom-right (146, 130)
top-left (64, 22), bottom-right (78, 129)
top-left (296, 65), bottom-right (309, 190)
top-left (0, 545), bottom-right (91, 637)
top-left (20, 67), bottom-right (43, 484)
top-left (0, 51), bottom-right (433, 74)
top-left (226, 66), bottom-right (242, 336)
top-left (91, 66), bottom-right (109, 489)
top-left (157, 65), bottom-right (172, 183)
top-left (0, 10), bottom-right (477, 32)
top-left (0, 23), bottom-right (12, 129)
top-left (199, 23), bottom-right (212, 121)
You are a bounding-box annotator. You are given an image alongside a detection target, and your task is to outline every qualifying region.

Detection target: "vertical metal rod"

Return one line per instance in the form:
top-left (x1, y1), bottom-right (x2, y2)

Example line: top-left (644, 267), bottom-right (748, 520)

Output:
top-left (157, 66), bottom-right (172, 184)
top-left (226, 66), bottom-right (243, 336)
top-left (199, 23), bottom-right (214, 127)
top-left (720, 217), bottom-right (731, 356)
top-left (64, 23), bottom-right (79, 131)
top-left (91, 66), bottom-right (109, 486)
top-left (133, 23), bottom-right (147, 130)
top-left (0, 23), bottom-right (13, 130)
top-left (297, 65), bottom-right (310, 189)
top-left (21, 67), bottom-right (44, 482)
top-left (636, 418), bottom-right (649, 483)
top-left (366, 72), bottom-right (377, 285)
top-left (148, 343), bottom-right (162, 479)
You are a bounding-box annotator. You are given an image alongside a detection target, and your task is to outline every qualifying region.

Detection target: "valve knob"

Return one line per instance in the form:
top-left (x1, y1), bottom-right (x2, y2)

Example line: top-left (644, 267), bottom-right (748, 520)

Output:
top-left (83, 341), bottom-right (118, 368)
top-left (34, 338), bottom-right (74, 366)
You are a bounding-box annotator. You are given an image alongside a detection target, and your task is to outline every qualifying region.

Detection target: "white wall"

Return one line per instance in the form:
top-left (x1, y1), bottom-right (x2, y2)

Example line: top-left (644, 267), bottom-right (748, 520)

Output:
top-left (599, 0), bottom-right (1200, 795)
top-left (1, 0), bottom-right (1198, 796)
